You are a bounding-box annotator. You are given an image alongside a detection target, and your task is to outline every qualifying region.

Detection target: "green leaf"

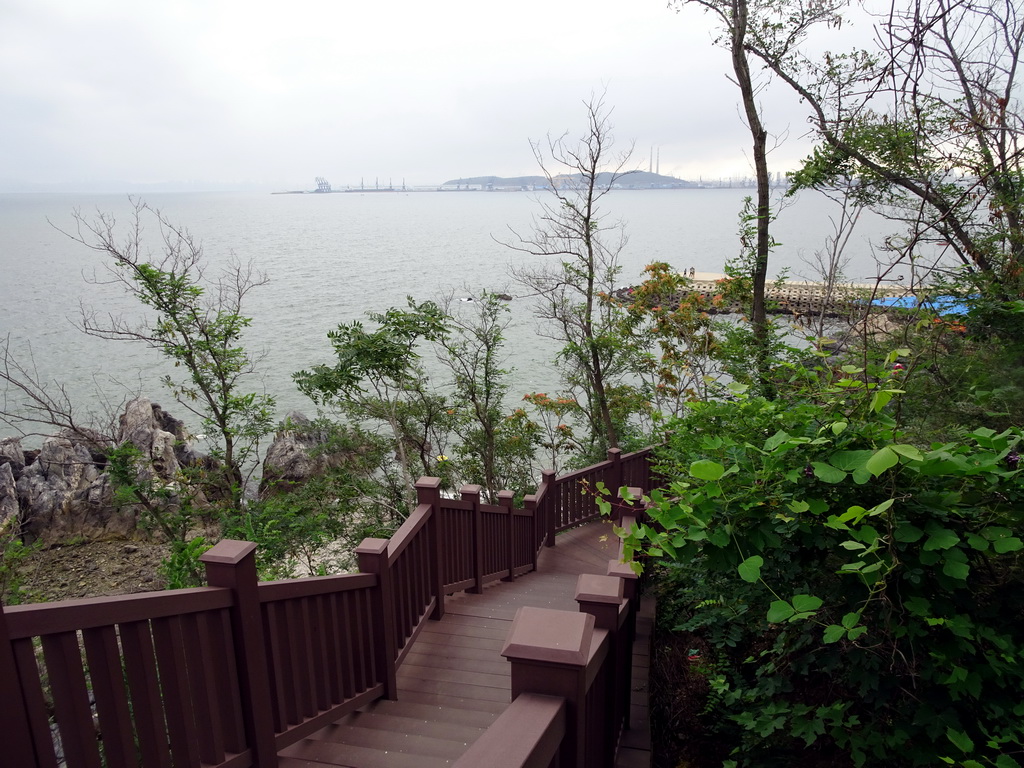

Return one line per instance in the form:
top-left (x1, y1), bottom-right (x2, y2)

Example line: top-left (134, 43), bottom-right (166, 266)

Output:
top-left (811, 462), bottom-right (847, 483)
top-left (942, 559), bottom-right (970, 580)
top-left (924, 526), bottom-right (960, 551)
top-left (993, 536), bottom-right (1023, 554)
top-left (690, 459), bottom-right (725, 481)
top-left (894, 523), bottom-right (924, 543)
top-left (946, 727), bottom-right (974, 754)
top-left (737, 555), bottom-right (763, 583)
top-left (763, 430), bottom-right (791, 451)
top-left (830, 450), bottom-right (874, 471)
top-left (890, 444), bottom-right (923, 461)
top-left (995, 755), bottom-right (1022, 768)
top-left (847, 626), bottom-right (867, 640)
top-left (767, 600), bottom-right (795, 623)
top-left (841, 612), bottom-right (860, 629)
top-left (965, 532), bottom-right (989, 551)
top-left (788, 500), bottom-right (810, 514)
top-left (823, 625), bottom-right (845, 643)
top-left (791, 594), bottom-right (823, 612)
top-left (866, 446), bottom-right (899, 477)
top-left (870, 389), bottom-right (894, 413)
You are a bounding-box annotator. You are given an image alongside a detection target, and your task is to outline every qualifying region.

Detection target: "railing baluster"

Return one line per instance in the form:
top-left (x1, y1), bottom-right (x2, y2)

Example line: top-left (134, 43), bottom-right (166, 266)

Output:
top-left (0, 600), bottom-right (39, 766)
top-left (500, 490), bottom-right (515, 581)
top-left (42, 631), bottom-right (103, 768)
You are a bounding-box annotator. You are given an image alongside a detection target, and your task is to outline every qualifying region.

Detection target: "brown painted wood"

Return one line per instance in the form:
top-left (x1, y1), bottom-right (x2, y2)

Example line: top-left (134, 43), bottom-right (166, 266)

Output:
top-left (271, 521), bottom-right (625, 767)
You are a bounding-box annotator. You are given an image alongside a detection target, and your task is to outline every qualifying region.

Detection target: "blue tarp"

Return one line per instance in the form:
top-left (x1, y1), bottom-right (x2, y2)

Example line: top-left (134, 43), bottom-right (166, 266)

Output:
top-left (872, 295), bottom-right (973, 316)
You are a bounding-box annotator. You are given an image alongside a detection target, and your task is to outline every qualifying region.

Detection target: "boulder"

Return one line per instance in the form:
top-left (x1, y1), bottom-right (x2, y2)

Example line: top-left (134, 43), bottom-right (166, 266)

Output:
top-left (0, 461), bottom-right (19, 533)
top-left (0, 437), bottom-right (25, 477)
top-left (7, 397), bottom-right (218, 545)
top-left (260, 412), bottom-right (350, 497)
top-left (16, 435), bottom-right (117, 544)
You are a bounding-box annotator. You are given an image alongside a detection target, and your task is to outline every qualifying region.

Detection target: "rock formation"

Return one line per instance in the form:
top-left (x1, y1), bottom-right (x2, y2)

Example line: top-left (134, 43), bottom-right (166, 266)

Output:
top-left (1, 398), bottom-right (211, 545)
top-left (260, 412), bottom-right (350, 497)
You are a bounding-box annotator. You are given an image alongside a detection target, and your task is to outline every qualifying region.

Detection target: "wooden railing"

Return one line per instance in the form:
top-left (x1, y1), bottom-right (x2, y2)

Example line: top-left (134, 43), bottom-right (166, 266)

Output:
top-left (0, 446), bottom-right (655, 768)
top-left (454, 502), bottom-right (648, 768)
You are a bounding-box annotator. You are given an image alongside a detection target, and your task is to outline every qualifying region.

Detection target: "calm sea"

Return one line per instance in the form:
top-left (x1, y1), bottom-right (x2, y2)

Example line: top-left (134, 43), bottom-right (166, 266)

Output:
top-left (0, 188), bottom-right (893, 443)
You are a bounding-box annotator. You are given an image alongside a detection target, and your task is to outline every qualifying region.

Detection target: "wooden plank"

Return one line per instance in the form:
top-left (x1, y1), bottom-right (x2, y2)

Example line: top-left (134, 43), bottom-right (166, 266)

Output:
top-left (120, 620), bottom-right (172, 768)
top-left (350, 698), bottom-right (498, 729)
top-left (151, 616), bottom-right (202, 768)
top-left (397, 661), bottom-right (509, 689)
top-left (386, 688), bottom-right (509, 714)
top-left (395, 674), bottom-right (511, 703)
top-left (305, 722), bottom-right (472, 759)
top-left (178, 612), bottom-right (225, 765)
top-left (327, 709), bottom-right (486, 743)
top-left (281, 741), bottom-right (451, 768)
top-left (82, 625), bottom-right (139, 768)
top-left (14, 638), bottom-right (60, 768)
top-left (42, 631), bottom-right (103, 768)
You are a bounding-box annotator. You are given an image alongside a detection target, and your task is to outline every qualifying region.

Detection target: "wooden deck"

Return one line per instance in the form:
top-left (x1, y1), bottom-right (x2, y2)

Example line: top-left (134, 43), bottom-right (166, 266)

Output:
top-left (277, 519), bottom-right (653, 768)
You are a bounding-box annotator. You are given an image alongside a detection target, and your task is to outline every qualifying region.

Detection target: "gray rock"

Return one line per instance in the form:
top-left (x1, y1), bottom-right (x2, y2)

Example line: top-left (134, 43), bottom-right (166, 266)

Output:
top-left (260, 412), bottom-right (350, 497)
top-left (0, 437), bottom-right (25, 477)
top-left (0, 462), bottom-right (19, 531)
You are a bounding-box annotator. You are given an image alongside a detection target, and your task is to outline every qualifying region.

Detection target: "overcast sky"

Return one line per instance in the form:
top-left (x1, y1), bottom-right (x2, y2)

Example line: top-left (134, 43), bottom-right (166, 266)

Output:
top-left (1, 0), bottom-right (862, 190)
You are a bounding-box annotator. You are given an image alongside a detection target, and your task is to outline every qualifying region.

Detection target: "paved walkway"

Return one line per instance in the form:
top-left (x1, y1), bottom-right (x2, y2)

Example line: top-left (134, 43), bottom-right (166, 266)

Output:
top-left (277, 520), bottom-right (652, 767)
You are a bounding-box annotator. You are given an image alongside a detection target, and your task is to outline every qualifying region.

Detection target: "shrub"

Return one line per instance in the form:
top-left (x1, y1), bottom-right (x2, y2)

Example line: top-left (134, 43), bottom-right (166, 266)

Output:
top-left (625, 395), bottom-right (1024, 767)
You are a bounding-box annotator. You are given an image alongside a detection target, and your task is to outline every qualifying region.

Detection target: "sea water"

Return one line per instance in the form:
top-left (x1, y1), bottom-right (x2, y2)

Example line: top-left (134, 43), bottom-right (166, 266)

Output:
top-left (0, 188), bottom-right (896, 443)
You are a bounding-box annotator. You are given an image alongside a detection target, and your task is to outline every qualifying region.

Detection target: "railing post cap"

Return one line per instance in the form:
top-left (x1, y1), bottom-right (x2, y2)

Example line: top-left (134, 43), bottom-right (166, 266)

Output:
top-left (607, 560), bottom-right (639, 581)
top-left (415, 476), bottom-right (442, 490)
top-left (199, 539), bottom-right (257, 565)
top-left (502, 607), bottom-right (594, 666)
top-left (607, 447), bottom-right (622, 460)
top-left (497, 490), bottom-right (514, 502)
top-left (460, 483), bottom-right (482, 495)
top-left (575, 573), bottom-right (624, 604)
top-left (355, 537), bottom-right (390, 556)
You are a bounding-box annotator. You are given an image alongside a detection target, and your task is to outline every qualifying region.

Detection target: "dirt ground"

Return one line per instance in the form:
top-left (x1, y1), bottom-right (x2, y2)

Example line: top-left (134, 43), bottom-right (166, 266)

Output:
top-left (16, 539), bottom-right (170, 604)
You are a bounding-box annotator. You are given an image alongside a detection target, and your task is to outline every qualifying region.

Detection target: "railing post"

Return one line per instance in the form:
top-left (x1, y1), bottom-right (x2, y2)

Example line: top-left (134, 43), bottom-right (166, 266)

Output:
top-left (461, 485), bottom-right (484, 594)
top-left (200, 540), bottom-right (279, 767)
top-left (606, 448), bottom-right (623, 504)
top-left (503, 607), bottom-right (597, 768)
top-left (0, 599), bottom-right (38, 766)
top-left (356, 538), bottom-right (399, 700)
top-left (499, 490), bottom-right (515, 582)
top-left (577, 574), bottom-right (630, 765)
top-left (417, 476), bottom-right (445, 620)
top-left (524, 493), bottom-right (539, 571)
top-left (542, 469), bottom-right (557, 547)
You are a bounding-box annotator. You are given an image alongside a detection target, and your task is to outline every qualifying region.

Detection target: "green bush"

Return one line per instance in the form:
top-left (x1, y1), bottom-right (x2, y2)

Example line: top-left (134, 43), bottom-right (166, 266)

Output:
top-left (626, 395), bottom-right (1024, 767)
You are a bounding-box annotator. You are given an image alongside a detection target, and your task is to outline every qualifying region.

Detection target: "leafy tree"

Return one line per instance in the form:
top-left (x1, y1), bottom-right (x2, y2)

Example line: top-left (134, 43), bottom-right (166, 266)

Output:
top-left (670, 0), bottom-right (842, 395)
top-left (614, 261), bottom-right (725, 417)
top-left (766, 0), bottom-right (1024, 299)
top-left (294, 298), bottom-right (451, 509)
top-left (507, 95), bottom-right (642, 457)
top-left (434, 292), bottom-right (538, 501)
top-left (57, 199), bottom-right (275, 505)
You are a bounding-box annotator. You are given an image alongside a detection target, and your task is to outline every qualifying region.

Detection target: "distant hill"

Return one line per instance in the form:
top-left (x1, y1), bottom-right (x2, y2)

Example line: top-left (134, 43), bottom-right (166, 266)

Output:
top-left (441, 171), bottom-right (695, 189)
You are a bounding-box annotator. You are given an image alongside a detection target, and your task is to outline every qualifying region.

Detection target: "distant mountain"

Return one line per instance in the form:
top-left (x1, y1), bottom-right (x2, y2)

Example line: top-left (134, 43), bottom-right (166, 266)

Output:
top-left (441, 171), bottom-right (695, 189)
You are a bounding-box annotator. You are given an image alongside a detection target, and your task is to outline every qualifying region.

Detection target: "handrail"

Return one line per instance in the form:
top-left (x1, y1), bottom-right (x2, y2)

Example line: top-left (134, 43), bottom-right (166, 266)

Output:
top-left (453, 693), bottom-right (567, 768)
top-left (1, 443), bottom-right (659, 768)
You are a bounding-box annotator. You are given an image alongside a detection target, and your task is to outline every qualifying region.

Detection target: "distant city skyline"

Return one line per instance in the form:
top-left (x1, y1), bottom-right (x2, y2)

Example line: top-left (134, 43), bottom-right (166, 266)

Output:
top-left (1, 0), bottom-right (876, 193)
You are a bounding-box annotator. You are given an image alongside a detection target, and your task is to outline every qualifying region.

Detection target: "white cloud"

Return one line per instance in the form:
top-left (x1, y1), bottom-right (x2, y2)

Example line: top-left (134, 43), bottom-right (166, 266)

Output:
top-left (0, 0), bottom-right (864, 188)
